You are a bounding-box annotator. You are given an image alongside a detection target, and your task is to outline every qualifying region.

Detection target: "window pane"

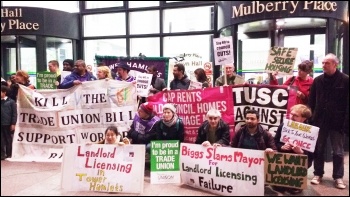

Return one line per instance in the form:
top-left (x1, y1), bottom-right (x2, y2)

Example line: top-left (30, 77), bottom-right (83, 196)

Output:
top-left (130, 11), bottom-right (159, 35)
top-left (85, 1), bottom-right (123, 9)
top-left (128, 1), bottom-right (159, 8)
top-left (313, 34), bottom-right (326, 70)
top-left (241, 38), bottom-right (270, 71)
top-left (46, 37), bottom-right (73, 71)
top-left (284, 35), bottom-right (310, 69)
top-left (84, 39), bottom-right (126, 66)
top-left (2, 1), bottom-right (79, 13)
top-left (84, 14), bottom-right (126, 37)
top-left (163, 35), bottom-right (211, 60)
top-left (130, 38), bottom-right (160, 57)
top-left (163, 6), bottom-right (213, 33)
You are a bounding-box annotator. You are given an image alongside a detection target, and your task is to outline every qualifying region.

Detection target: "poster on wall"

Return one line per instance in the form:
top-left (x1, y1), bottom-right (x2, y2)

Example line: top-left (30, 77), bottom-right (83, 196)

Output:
top-left (167, 53), bottom-right (213, 89)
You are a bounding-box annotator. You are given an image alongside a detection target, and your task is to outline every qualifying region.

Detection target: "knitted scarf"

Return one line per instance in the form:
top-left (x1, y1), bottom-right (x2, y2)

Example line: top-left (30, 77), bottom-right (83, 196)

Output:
top-left (162, 114), bottom-right (178, 128)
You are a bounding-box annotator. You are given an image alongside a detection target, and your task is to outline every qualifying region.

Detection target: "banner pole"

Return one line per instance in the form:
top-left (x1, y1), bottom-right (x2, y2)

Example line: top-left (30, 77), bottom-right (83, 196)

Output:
top-left (224, 65), bottom-right (228, 85)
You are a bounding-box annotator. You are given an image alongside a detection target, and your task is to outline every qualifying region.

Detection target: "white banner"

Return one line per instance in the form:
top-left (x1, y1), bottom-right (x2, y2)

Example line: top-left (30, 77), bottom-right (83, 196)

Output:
top-left (280, 119), bottom-right (319, 152)
top-left (180, 143), bottom-right (265, 196)
top-left (213, 36), bottom-right (234, 65)
top-left (11, 80), bottom-right (138, 162)
top-left (61, 144), bottom-right (145, 193)
top-left (136, 72), bottom-right (152, 97)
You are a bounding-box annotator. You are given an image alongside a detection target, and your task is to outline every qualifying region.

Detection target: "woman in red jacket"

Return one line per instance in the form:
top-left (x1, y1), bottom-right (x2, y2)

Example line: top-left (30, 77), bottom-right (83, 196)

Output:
top-left (270, 60), bottom-right (314, 105)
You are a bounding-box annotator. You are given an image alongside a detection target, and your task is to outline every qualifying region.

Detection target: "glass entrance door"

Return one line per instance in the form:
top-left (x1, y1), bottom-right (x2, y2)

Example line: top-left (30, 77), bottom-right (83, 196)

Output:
top-left (1, 35), bottom-right (37, 83)
top-left (237, 17), bottom-right (326, 84)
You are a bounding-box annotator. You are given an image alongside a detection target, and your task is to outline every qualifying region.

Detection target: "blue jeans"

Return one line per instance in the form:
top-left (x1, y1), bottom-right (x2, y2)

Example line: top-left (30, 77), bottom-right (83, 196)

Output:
top-left (313, 129), bottom-right (345, 179)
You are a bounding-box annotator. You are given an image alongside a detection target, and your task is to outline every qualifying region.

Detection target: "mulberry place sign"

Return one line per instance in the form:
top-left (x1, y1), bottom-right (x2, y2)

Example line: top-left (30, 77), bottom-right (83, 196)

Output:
top-left (1, 8), bottom-right (40, 32)
top-left (232, 1), bottom-right (338, 18)
top-left (218, 1), bottom-right (348, 27)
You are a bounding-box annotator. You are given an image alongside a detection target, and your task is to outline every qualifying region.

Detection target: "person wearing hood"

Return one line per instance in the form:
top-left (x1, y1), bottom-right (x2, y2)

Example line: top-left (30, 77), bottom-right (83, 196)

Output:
top-left (169, 63), bottom-right (191, 90)
top-left (60, 59), bottom-right (97, 89)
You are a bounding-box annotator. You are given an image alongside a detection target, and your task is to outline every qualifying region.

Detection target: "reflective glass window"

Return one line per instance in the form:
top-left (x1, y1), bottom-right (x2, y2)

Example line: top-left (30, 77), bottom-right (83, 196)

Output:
top-left (130, 11), bottom-right (160, 35)
top-left (163, 6), bottom-right (213, 33)
top-left (84, 39), bottom-right (126, 66)
top-left (85, 1), bottom-right (123, 9)
top-left (130, 37), bottom-right (160, 57)
top-left (128, 1), bottom-right (159, 8)
top-left (163, 34), bottom-right (211, 60)
top-left (84, 13), bottom-right (126, 37)
top-left (46, 37), bottom-right (73, 71)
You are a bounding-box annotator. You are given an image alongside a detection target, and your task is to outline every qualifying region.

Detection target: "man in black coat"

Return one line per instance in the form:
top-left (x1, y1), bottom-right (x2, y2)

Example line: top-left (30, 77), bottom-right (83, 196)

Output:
top-left (308, 53), bottom-right (349, 189)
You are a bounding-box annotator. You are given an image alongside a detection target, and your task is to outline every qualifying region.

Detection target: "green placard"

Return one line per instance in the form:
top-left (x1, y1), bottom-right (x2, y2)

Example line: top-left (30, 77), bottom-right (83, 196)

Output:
top-left (36, 71), bottom-right (57, 89)
top-left (150, 140), bottom-right (180, 172)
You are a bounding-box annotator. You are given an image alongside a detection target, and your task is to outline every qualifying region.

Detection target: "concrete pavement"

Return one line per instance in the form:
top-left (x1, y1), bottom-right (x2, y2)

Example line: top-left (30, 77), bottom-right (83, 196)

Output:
top-left (1, 153), bottom-right (349, 196)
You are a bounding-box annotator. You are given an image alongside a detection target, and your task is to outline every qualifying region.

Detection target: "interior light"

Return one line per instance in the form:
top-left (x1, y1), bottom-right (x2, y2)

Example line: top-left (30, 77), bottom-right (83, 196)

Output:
top-left (276, 20), bottom-right (285, 26)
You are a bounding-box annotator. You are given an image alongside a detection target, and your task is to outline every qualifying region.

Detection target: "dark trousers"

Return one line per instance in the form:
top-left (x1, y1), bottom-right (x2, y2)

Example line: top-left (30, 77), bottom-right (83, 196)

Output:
top-left (1, 125), bottom-right (13, 158)
top-left (313, 129), bottom-right (344, 179)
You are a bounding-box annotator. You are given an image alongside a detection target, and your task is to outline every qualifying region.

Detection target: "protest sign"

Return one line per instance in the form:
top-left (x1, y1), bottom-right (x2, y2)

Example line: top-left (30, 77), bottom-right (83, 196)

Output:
top-left (265, 152), bottom-right (308, 189)
top-left (148, 86), bottom-right (235, 143)
top-left (136, 72), bottom-right (152, 97)
top-left (188, 81), bottom-right (203, 90)
top-left (11, 80), bottom-right (138, 162)
top-left (95, 56), bottom-right (169, 83)
top-left (61, 144), bottom-right (145, 193)
top-left (180, 143), bottom-right (265, 196)
top-left (232, 84), bottom-right (297, 136)
top-left (36, 71), bottom-right (57, 89)
top-left (265, 47), bottom-right (298, 75)
top-left (213, 36), bottom-right (234, 65)
top-left (150, 140), bottom-right (181, 184)
top-left (280, 119), bottom-right (319, 152)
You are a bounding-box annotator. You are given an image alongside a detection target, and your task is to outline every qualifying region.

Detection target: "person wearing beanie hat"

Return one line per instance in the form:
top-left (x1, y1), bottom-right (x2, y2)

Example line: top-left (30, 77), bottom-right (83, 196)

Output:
top-left (56, 59), bottom-right (75, 89)
top-left (163, 103), bottom-right (176, 114)
top-left (126, 102), bottom-right (160, 150)
top-left (63, 59), bottom-right (74, 71)
top-left (139, 102), bottom-right (154, 116)
top-left (149, 103), bottom-right (184, 143)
